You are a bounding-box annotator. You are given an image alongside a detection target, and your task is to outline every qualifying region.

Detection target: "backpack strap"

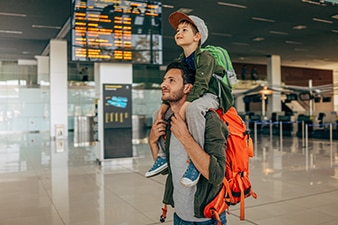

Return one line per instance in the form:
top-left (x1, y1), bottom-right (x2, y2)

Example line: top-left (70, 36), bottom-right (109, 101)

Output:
top-left (160, 204), bottom-right (167, 223)
top-left (212, 73), bottom-right (223, 99)
top-left (235, 174), bottom-right (246, 220)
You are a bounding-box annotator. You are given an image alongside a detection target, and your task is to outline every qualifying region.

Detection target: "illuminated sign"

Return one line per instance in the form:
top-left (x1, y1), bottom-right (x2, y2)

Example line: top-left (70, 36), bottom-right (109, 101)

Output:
top-left (71, 0), bottom-right (162, 64)
top-left (103, 84), bottom-right (132, 128)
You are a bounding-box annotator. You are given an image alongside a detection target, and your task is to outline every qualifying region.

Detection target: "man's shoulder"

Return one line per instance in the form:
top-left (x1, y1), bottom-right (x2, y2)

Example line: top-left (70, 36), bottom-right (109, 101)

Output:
top-left (204, 110), bottom-right (228, 145)
top-left (205, 110), bottom-right (222, 124)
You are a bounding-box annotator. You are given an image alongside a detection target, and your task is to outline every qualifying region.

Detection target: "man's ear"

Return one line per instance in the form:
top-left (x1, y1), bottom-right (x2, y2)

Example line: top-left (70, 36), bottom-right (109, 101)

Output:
top-left (183, 83), bottom-right (193, 94)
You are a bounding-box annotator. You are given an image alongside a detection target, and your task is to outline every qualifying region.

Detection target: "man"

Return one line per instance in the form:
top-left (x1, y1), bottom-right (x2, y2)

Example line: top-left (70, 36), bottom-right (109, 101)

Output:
top-left (146, 12), bottom-right (234, 188)
top-left (149, 61), bottom-right (228, 224)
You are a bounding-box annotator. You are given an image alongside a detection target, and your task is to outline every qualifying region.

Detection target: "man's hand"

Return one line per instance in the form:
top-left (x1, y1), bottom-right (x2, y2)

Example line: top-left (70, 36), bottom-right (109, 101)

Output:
top-left (170, 113), bottom-right (211, 180)
top-left (149, 118), bottom-right (168, 160)
top-left (170, 113), bottom-right (190, 141)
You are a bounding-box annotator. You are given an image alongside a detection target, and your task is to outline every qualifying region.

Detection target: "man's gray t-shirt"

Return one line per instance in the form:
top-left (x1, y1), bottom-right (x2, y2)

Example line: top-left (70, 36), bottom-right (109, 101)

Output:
top-left (170, 134), bottom-right (210, 222)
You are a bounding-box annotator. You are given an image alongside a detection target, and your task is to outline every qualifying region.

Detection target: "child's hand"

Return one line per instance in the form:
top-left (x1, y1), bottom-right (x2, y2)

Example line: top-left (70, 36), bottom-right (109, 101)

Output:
top-left (156, 110), bottom-right (164, 121)
top-left (156, 103), bottom-right (169, 120)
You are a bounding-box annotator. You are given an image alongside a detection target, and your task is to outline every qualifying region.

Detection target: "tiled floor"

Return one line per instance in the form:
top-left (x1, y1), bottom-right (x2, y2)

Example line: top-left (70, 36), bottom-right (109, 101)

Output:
top-left (1, 131), bottom-right (338, 225)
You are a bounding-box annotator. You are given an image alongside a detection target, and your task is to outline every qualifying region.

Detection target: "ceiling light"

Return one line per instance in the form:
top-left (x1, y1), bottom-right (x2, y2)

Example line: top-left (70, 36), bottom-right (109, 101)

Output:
top-left (212, 32), bottom-right (232, 37)
top-left (332, 29), bottom-right (338, 33)
top-left (270, 31), bottom-right (288, 35)
top-left (293, 25), bottom-right (307, 30)
top-left (332, 14), bottom-right (338, 19)
top-left (252, 37), bottom-right (265, 41)
top-left (252, 17), bottom-right (275, 23)
top-left (217, 2), bottom-right (247, 8)
top-left (177, 8), bottom-right (193, 14)
top-left (302, 0), bottom-right (322, 6)
top-left (0, 12), bottom-right (26, 17)
top-left (285, 41), bottom-right (302, 45)
top-left (162, 4), bottom-right (174, 8)
top-left (312, 17), bottom-right (333, 24)
top-left (32, 25), bottom-right (61, 29)
top-left (0, 30), bottom-right (22, 34)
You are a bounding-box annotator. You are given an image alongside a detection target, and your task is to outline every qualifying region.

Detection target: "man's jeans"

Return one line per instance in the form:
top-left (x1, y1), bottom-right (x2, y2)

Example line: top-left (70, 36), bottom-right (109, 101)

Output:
top-left (173, 212), bottom-right (226, 225)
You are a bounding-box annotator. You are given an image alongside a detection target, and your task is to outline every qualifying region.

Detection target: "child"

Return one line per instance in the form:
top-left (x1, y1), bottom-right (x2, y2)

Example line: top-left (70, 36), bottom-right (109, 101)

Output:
top-left (145, 12), bottom-right (233, 187)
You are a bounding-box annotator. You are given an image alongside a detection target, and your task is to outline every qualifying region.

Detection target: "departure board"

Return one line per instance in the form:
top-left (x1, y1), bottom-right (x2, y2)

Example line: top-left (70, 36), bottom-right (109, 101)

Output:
top-left (71, 0), bottom-right (162, 64)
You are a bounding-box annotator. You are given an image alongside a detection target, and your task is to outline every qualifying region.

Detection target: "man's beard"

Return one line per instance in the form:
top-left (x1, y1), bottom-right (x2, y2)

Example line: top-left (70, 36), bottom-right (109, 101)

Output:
top-left (161, 88), bottom-right (185, 103)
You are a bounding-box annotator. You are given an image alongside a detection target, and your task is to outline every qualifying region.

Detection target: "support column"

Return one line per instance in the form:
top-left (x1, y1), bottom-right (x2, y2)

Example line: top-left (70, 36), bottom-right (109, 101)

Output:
top-left (35, 56), bottom-right (49, 84)
top-left (333, 69), bottom-right (338, 112)
top-left (49, 39), bottom-right (68, 139)
top-left (267, 55), bottom-right (281, 118)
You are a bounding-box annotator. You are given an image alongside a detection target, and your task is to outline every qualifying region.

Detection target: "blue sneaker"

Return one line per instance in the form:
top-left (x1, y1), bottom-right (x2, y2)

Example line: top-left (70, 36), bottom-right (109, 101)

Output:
top-left (180, 162), bottom-right (200, 187)
top-left (145, 156), bottom-right (168, 178)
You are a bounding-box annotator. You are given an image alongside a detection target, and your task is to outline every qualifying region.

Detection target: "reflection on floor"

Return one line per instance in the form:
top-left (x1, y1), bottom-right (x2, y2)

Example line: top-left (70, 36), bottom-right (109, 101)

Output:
top-left (0, 132), bottom-right (338, 225)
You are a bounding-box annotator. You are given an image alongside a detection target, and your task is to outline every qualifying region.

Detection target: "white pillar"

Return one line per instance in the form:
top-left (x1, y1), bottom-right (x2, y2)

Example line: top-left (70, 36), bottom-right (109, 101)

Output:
top-left (35, 56), bottom-right (49, 84)
top-left (333, 69), bottom-right (338, 112)
top-left (234, 95), bottom-right (245, 113)
top-left (49, 39), bottom-right (68, 139)
top-left (267, 55), bottom-right (281, 117)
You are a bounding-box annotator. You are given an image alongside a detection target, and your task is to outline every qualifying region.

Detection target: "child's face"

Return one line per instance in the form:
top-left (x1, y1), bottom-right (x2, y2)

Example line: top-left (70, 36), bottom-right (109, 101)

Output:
top-left (174, 22), bottom-right (200, 47)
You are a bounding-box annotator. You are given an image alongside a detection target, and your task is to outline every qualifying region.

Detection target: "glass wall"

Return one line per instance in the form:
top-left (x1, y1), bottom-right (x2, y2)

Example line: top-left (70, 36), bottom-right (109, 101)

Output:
top-left (0, 60), bottom-right (163, 133)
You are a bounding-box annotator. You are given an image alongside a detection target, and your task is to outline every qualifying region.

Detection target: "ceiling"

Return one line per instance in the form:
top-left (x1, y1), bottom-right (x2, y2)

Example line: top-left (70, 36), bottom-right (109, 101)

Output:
top-left (1, 0), bottom-right (338, 70)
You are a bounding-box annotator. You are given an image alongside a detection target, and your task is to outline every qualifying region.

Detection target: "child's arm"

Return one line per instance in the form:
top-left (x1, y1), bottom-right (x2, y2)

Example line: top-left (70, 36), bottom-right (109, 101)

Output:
top-left (187, 52), bottom-right (217, 102)
top-left (156, 103), bottom-right (170, 120)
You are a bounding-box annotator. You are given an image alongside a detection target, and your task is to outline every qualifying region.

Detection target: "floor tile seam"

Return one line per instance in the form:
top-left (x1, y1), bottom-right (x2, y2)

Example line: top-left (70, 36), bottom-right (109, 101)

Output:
top-left (241, 187), bottom-right (338, 210)
top-left (103, 183), bottom-right (161, 224)
top-left (101, 170), bottom-right (164, 195)
top-left (98, 170), bottom-right (166, 224)
top-left (224, 189), bottom-right (338, 225)
top-left (26, 155), bottom-right (67, 225)
top-left (107, 159), bottom-right (166, 186)
top-left (223, 212), bottom-right (260, 225)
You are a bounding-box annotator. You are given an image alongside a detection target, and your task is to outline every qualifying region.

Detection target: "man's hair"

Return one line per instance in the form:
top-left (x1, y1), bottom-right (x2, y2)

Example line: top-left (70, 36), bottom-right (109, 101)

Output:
top-left (165, 61), bottom-right (195, 85)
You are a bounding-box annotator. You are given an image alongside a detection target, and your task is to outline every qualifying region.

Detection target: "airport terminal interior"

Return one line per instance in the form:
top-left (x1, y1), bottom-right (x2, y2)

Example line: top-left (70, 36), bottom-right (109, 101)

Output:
top-left (1, 0), bottom-right (338, 225)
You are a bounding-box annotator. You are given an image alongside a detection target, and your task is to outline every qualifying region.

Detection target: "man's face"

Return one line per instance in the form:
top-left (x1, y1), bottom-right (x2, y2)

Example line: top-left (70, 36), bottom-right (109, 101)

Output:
top-left (160, 68), bottom-right (186, 103)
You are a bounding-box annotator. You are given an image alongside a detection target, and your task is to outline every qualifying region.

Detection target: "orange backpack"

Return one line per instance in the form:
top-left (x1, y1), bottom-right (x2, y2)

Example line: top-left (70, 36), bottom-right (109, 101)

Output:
top-left (203, 107), bottom-right (257, 224)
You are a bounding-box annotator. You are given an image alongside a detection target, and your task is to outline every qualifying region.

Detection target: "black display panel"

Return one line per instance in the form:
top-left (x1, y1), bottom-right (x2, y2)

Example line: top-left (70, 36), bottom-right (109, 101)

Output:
top-left (103, 83), bottom-right (132, 129)
top-left (71, 0), bottom-right (162, 64)
top-left (102, 83), bottom-right (132, 158)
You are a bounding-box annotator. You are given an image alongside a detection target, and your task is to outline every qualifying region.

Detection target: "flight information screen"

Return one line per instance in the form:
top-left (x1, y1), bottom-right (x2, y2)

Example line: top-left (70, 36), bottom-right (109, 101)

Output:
top-left (71, 0), bottom-right (162, 64)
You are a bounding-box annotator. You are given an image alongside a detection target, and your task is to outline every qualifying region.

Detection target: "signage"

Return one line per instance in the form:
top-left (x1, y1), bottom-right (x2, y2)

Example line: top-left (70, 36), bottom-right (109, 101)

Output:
top-left (71, 0), bottom-right (162, 64)
top-left (103, 83), bottom-right (132, 128)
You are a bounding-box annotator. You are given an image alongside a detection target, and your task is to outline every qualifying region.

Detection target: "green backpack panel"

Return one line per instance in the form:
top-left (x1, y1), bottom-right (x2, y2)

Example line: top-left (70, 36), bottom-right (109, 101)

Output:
top-left (201, 45), bottom-right (238, 89)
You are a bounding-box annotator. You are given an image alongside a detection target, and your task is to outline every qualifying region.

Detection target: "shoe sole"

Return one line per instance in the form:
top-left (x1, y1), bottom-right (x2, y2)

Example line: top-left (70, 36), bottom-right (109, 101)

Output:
top-left (180, 176), bottom-right (200, 187)
top-left (145, 164), bottom-right (168, 178)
